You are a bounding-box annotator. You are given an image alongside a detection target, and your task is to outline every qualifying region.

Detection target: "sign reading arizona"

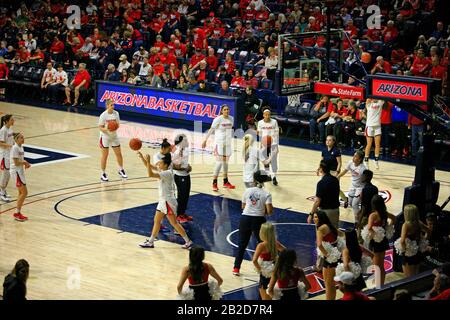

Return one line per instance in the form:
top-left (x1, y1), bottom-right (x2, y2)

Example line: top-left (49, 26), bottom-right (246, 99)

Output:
top-left (372, 79), bottom-right (428, 102)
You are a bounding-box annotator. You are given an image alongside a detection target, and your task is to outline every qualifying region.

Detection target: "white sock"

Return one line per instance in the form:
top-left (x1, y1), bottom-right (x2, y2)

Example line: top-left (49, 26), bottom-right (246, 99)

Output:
top-left (149, 235), bottom-right (155, 242)
top-left (119, 167), bottom-right (124, 171)
top-left (183, 236), bottom-right (190, 243)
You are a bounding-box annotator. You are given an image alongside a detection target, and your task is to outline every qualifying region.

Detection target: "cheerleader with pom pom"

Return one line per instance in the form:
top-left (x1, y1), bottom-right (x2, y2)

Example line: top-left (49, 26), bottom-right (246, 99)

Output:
top-left (252, 222), bottom-right (286, 300)
top-left (267, 249), bottom-right (311, 301)
top-left (396, 204), bottom-right (430, 277)
top-left (366, 195), bottom-right (396, 286)
top-left (177, 246), bottom-right (223, 300)
top-left (314, 210), bottom-right (344, 300)
top-left (338, 229), bottom-right (375, 291)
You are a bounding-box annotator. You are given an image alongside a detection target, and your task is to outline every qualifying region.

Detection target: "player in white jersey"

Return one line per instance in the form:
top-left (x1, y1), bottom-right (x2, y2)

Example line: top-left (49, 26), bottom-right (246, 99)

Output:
top-left (364, 98), bottom-right (384, 169)
top-left (10, 133), bottom-right (31, 222)
top-left (257, 108), bottom-right (280, 186)
top-left (242, 133), bottom-right (259, 188)
top-left (98, 99), bottom-right (127, 181)
top-left (202, 105), bottom-right (236, 191)
top-left (337, 151), bottom-right (367, 225)
top-left (0, 115), bottom-right (14, 202)
top-left (137, 152), bottom-right (193, 249)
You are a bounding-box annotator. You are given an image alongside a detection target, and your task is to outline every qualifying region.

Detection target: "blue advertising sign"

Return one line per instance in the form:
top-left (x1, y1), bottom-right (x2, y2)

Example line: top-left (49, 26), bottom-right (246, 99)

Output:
top-left (96, 81), bottom-right (237, 125)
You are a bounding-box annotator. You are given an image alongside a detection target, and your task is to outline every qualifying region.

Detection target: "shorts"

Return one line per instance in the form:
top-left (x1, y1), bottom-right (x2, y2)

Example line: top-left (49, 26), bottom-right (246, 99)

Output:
top-left (99, 134), bottom-right (120, 148)
top-left (214, 143), bottom-right (232, 157)
top-left (1, 154), bottom-right (10, 170)
top-left (10, 170), bottom-right (26, 187)
top-left (365, 125), bottom-right (382, 137)
top-left (259, 274), bottom-right (270, 289)
top-left (69, 84), bottom-right (87, 92)
top-left (156, 199), bottom-right (177, 215)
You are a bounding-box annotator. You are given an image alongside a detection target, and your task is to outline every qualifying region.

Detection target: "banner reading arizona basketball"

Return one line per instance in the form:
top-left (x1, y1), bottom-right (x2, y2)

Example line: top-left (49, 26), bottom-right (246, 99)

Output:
top-left (96, 81), bottom-right (237, 124)
top-left (314, 82), bottom-right (365, 99)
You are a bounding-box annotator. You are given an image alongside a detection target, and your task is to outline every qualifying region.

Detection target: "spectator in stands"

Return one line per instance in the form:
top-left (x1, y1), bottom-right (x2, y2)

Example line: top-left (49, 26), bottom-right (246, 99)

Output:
top-left (245, 69), bottom-right (258, 88)
top-left (282, 42), bottom-right (300, 80)
top-left (3, 46), bottom-right (16, 63)
top-left (371, 56), bottom-right (393, 74)
top-left (218, 80), bottom-right (232, 96)
top-left (197, 80), bottom-right (208, 93)
top-left (309, 95), bottom-right (334, 144)
top-left (430, 55), bottom-right (447, 95)
top-left (189, 47), bottom-right (205, 70)
top-left (382, 20), bottom-right (399, 45)
top-left (0, 41), bottom-right (7, 57)
top-left (50, 35), bottom-right (65, 62)
top-left (2, 259), bottom-right (29, 302)
top-left (427, 263), bottom-right (450, 300)
top-left (205, 47), bottom-right (218, 72)
top-left (181, 63), bottom-right (191, 81)
top-left (186, 75), bottom-right (199, 92)
top-left (120, 70), bottom-right (129, 83)
top-left (240, 29), bottom-right (259, 53)
top-left (138, 57), bottom-right (152, 78)
top-left (222, 53), bottom-right (236, 75)
top-left (230, 69), bottom-right (246, 88)
top-left (410, 48), bottom-right (431, 77)
top-left (117, 54), bottom-right (131, 73)
top-left (127, 71), bottom-right (141, 85)
top-left (335, 272), bottom-right (373, 300)
top-left (262, 47), bottom-right (278, 81)
top-left (327, 99), bottom-right (347, 145)
top-left (0, 57), bottom-right (8, 80)
top-left (104, 64), bottom-right (120, 82)
top-left (25, 33), bottom-right (37, 53)
top-left (216, 66), bottom-right (232, 85)
top-left (146, 69), bottom-right (161, 88)
top-left (48, 64), bottom-right (68, 104)
top-left (41, 62), bottom-right (57, 102)
top-left (64, 63), bottom-right (91, 107)
top-left (133, 46), bottom-right (149, 65)
top-left (168, 63), bottom-right (180, 84)
top-left (128, 58), bottom-right (141, 76)
top-left (177, 76), bottom-right (188, 90)
top-left (249, 45), bottom-right (267, 66)
top-left (341, 101), bottom-right (359, 148)
top-left (152, 58), bottom-right (165, 76)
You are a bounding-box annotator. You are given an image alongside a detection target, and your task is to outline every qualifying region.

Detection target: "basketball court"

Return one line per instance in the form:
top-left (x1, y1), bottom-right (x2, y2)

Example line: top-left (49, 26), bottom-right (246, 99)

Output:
top-left (1, 101), bottom-right (448, 299)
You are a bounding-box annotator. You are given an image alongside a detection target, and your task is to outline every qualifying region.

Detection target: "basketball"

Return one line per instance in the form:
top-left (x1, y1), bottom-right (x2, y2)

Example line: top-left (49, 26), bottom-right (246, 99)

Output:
top-left (108, 120), bottom-right (119, 131)
top-left (262, 135), bottom-right (272, 147)
top-left (361, 52), bottom-right (371, 64)
top-left (129, 138), bottom-right (142, 151)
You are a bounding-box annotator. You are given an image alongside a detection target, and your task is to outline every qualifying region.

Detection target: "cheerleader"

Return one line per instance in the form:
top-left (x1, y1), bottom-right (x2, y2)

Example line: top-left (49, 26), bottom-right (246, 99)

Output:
top-left (395, 204), bottom-right (430, 277)
top-left (364, 98), bottom-right (384, 169)
top-left (366, 195), bottom-right (396, 286)
top-left (252, 222), bottom-right (286, 300)
top-left (267, 249), bottom-right (311, 300)
top-left (233, 171), bottom-right (273, 276)
top-left (0, 114), bottom-right (14, 202)
top-left (314, 210), bottom-right (344, 300)
top-left (172, 134), bottom-right (193, 222)
top-left (177, 246), bottom-right (223, 300)
top-left (242, 133), bottom-right (259, 188)
top-left (336, 150), bottom-right (367, 225)
top-left (338, 229), bottom-right (374, 291)
top-left (257, 108), bottom-right (280, 186)
top-left (202, 105), bottom-right (236, 192)
top-left (137, 152), bottom-right (193, 249)
top-left (10, 133), bottom-right (31, 222)
top-left (98, 99), bottom-right (127, 182)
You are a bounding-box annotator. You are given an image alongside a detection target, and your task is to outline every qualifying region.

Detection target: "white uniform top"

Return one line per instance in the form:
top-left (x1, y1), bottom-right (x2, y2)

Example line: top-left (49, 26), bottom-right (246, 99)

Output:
top-left (43, 68), bottom-right (57, 83)
top-left (153, 152), bottom-right (174, 171)
top-left (0, 126), bottom-right (14, 156)
top-left (243, 145), bottom-right (259, 183)
top-left (345, 160), bottom-right (367, 190)
top-left (172, 147), bottom-right (189, 177)
top-left (158, 170), bottom-right (177, 201)
top-left (257, 119), bottom-right (279, 145)
top-left (10, 143), bottom-right (25, 173)
top-left (54, 70), bottom-right (68, 86)
top-left (242, 186), bottom-right (272, 217)
top-left (211, 115), bottom-right (234, 145)
top-left (366, 100), bottom-right (383, 127)
top-left (98, 110), bottom-right (120, 139)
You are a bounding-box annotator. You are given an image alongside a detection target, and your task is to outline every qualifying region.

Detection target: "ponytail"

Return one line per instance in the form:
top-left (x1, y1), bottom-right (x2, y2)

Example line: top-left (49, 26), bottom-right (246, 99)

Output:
top-left (1, 114), bottom-right (12, 127)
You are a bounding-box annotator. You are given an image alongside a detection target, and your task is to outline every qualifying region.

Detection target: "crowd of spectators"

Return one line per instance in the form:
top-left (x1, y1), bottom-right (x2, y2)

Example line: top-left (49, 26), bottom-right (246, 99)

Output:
top-left (0, 0), bottom-right (448, 152)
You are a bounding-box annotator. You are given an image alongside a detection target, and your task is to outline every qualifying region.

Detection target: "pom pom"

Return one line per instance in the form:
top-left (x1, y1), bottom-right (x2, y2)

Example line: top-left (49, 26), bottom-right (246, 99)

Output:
top-left (258, 259), bottom-right (275, 278)
top-left (394, 238), bottom-right (419, 257)
top-left (298, 282), bottom-right (309, 300)
top-left (361, 225), bottom-right (371, 243)
top-left (360, 255), bottom-right (373, 274)
top-left (208, 280), bottom-right (223, 300)
top-left (337, 236), bottom-right (346, 252)
top-left (336, 262), bottom-right (362, 279)
top-left (176, 286), bottom-right (195, 300)
top-left (372, 226), bottom-right (386, 243)
top-left (270, 283), bottom-right (283, 300)
top-left (385, 224), bottom-right (395, 240)
top-left (317, 241), bottom-right (341, 264)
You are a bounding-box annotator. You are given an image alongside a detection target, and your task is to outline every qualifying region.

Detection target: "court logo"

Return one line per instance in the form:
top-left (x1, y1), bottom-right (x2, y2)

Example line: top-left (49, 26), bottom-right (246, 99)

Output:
top-left (307, 190), bottom-right (392, 207)
top-left (24, 145), bottom-right (89, 167)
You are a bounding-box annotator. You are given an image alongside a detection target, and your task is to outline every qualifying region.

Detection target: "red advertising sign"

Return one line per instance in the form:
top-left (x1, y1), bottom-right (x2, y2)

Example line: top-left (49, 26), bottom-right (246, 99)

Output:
top-left (314, 82), bottom-right (365, 99)
top-left (371, 78), bottom-right (429, 103)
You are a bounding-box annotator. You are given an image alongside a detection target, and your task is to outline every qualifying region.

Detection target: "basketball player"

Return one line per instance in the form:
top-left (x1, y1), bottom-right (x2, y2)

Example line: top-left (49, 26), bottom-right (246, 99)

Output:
top-left (202, 105), bottom-right (235, 191)
top-left (336, 150), bottom-right (367, 226)
top-left (98, 99), bottom-right (127, 181)
top-left (364, 98), bottom-right (384, 169)
top-left (242, 133), bottom-right (259, 188)
top-left (10, 133), bottom-right (31, 222)
top-left (0, 114), bottom-right (14, 201)
top-left (138, 152), bottom-right (193, 249)
top-left (257, 108), bottom-right (280, 186)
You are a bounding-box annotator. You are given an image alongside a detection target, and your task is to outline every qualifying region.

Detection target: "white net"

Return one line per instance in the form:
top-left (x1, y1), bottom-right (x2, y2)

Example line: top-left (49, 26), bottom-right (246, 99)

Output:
top-left (287, 93), bottom-right (301, 107)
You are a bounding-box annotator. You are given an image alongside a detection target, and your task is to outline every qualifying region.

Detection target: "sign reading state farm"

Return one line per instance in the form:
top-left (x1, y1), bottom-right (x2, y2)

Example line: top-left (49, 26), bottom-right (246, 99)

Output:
top-left (314, 82), bottom-right (365, 99)
top-left (367, 74), bottom-right (438, 105)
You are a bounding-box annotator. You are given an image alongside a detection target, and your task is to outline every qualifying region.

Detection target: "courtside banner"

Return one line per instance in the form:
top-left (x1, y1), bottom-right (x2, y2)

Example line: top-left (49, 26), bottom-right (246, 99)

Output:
top-left (367, 74), bottom-right (438, 104)
top-left (96, 81), bottom-right (237, 124)
top-left (314, 82), bottom-right (365, 99)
